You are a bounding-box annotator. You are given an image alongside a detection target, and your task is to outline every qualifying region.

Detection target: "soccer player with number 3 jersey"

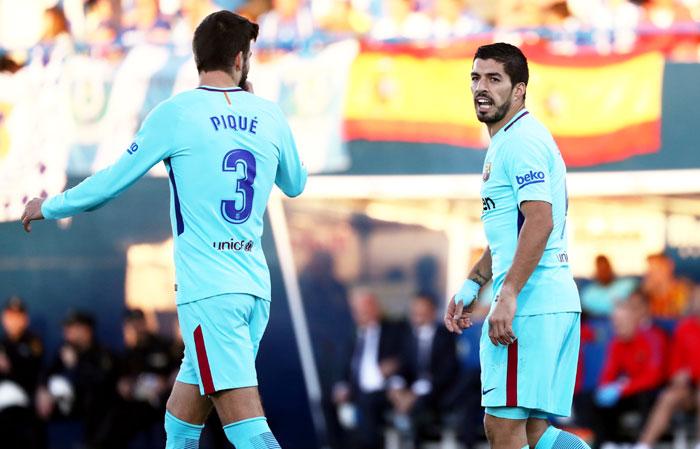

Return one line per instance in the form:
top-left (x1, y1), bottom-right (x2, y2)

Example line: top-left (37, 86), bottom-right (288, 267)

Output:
top-left (444, 43), bottom-right (591, 449)
top-left (21, 11), bottom-right (306, 449)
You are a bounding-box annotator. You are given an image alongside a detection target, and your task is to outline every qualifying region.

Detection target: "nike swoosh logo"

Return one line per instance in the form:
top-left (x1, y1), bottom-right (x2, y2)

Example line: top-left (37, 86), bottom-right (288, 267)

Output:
top-left (482, 387), bottom-right (496, 395)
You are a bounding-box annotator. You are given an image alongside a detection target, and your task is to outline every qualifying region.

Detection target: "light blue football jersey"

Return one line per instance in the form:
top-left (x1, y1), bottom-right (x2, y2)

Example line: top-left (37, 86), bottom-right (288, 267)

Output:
top-left (42, 86), bottom-right (307, 304)
top-left (480, 109), bottom-right (580, 316)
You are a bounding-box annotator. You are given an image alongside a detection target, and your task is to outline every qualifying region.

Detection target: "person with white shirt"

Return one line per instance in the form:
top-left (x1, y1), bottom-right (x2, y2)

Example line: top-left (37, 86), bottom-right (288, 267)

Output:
top-left (332, 290), bottom-right (405, 449)
top-left (388, 293), bottom-right (459, 444)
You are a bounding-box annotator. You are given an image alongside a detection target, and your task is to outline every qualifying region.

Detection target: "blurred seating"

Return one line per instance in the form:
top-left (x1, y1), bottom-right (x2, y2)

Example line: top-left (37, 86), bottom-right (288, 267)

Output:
top-left (591, 292), bottom-right (669, 445)
top-left (0, 0), bottom-right (698, 64)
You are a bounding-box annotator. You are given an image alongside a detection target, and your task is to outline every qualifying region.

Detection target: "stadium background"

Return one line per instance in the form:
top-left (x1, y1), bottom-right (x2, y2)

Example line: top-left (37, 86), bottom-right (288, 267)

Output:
top-left (1, 0), bottom-right (700, 448)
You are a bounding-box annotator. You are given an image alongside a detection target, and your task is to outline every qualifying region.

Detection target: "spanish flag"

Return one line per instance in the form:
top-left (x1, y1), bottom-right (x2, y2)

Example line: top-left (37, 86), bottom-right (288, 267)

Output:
top-left (344, 44), bottom-right (664, 167)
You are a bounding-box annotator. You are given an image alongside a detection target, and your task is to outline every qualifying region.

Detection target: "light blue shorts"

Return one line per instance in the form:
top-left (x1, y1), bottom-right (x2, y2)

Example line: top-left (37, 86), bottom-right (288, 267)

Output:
top-left (480, 312), bottom-right (580, 419)
top-left (175, 293), bottom-right (270, 395)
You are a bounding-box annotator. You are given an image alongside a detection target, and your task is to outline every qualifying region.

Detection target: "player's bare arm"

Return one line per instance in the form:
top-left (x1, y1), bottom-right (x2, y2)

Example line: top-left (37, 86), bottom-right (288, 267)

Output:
top-left (445, 247), bottom-right (492, 334)
top-left (21, 198), bottom-right (45, 233)
top-left (489, 201), bottom-right (552, 346)
top-left (468, 247), bottom-right (493, 287)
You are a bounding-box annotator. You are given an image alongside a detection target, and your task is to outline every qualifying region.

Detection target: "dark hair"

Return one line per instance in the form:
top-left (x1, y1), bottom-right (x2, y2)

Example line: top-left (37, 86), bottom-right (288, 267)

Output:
top-left (192, 11), bottom-right (259, 74)
top-left (474, 43), bottom-right (529, 88)
top-left (124, 308), bottom-right (145, 323)
top-left (63, 310), bottom-right (95, 329)
top-left (4, 296), bottom-right (27, 313)
top-left (414, 291), bottom-right (438, 308)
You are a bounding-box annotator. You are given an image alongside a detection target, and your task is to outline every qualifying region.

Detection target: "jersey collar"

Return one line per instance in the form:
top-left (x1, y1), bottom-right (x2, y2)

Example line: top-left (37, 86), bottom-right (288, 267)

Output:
top-left (197, 85), bottom-right (244, 92)
top-left (491, 109), bottom-right (529, 145)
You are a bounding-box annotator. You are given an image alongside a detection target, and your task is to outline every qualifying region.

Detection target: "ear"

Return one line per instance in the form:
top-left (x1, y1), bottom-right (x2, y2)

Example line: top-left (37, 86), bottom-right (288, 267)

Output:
top-left (514, 82), bottom-right (526, 101)
top-left (234, 51), bottom-right (243, 71)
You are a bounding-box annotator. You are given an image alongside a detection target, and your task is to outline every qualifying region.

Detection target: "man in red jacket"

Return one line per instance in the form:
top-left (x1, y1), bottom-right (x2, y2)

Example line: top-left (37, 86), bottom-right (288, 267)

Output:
top-left (592, 291), bottom-right (668, 445)
top-left (635, 287), bottom-right (700, 449)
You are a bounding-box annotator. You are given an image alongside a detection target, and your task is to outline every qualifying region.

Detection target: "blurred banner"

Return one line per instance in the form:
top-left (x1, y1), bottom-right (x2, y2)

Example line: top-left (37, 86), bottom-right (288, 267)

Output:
top-left (0, 57), bottom-right (72, 223)
top-left (345, 42), bottom-right (664, 167)
top-left (0, 39), bottom-right (691, 222)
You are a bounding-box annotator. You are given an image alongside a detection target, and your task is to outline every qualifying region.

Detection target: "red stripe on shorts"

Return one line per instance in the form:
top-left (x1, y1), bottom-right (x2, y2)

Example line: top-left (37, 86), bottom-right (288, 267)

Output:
top-left (506, 340), bottom-right (518, 407)
top-left (193, 325), bottom-right (215, 395)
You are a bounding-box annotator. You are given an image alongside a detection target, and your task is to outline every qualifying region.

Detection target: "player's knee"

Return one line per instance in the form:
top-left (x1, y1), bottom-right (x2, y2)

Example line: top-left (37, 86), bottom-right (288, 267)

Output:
top-left (212, 386), bottom-right (265, 425)
top-left (484, 415), bottom-right (496, 444)
top-left (484, 414), bottom-right (520, 447)
top-left (526, 419), bottom-right (550, 448)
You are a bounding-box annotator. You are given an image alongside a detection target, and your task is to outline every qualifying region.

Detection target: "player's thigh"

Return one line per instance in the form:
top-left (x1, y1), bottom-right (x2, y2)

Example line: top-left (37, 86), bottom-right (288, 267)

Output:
top-left (166, 381), bottom-right (213, 424)
top-left (177, 294), bottom-right (260, 395)
top-left (483, 413), bottom-right (527, 448)
top-left (211, 386), bottom-right (265, 425)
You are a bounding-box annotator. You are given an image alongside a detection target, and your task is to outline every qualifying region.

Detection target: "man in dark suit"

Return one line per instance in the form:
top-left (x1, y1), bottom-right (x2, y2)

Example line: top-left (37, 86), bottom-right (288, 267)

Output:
top-left (333, 290), bottom-right (406, 449)
top-left (388, 292), bottom-right (460, 444)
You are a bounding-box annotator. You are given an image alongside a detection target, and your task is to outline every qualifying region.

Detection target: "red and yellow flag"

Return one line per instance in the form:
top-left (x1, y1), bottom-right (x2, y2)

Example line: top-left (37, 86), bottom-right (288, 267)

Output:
top-left (343, 44), bottom-right (664, 167)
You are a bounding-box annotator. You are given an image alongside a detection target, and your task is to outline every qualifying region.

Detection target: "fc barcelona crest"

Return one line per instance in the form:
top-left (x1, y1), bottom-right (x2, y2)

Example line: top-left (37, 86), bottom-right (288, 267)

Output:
top-left (483, 162), bottom-right (492, 181)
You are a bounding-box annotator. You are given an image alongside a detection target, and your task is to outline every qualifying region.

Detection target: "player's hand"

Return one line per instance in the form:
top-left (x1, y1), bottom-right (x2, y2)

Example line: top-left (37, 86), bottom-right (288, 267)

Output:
top-left (488, 288), bottom-right (517, 346)
top-left (21, 197), bottom-right (45, 233)
top-left (444, 295), bottom-right (474, 335)
top-left (242, 81), bottom-right (254, 93)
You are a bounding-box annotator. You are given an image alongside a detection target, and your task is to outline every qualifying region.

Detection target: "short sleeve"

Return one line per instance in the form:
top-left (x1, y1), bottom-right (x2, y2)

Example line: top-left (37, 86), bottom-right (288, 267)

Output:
top-left (502, 135), bottom-right (552, 207)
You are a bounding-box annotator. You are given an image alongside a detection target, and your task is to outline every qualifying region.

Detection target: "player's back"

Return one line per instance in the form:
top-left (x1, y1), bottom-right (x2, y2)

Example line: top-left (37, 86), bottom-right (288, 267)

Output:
top-left (163, 86), bottom-right (305, 304)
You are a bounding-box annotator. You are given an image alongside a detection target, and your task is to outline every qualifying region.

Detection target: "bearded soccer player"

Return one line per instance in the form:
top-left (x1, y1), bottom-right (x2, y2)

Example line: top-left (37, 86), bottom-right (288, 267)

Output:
top-left (444, 43), bottom-right (590, 449)
top-left (21, 11), bottom-right (306, 449)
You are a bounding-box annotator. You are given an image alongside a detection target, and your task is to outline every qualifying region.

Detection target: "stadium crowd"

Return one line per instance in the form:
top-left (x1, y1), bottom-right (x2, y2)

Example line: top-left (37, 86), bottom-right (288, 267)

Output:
top-left (1, 0), bottom-right (700, 73)
top-left (301, 250), bottom-right (700, 449)
top-left (2, 250), bottom-right (699, 449)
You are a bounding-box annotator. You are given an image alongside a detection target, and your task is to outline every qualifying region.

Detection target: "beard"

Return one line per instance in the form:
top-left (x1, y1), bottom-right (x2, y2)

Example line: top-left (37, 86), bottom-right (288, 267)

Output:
top-left (238, 59), bottom-right (250, 89)
top-left (475, 97), bottom-right (511, 124)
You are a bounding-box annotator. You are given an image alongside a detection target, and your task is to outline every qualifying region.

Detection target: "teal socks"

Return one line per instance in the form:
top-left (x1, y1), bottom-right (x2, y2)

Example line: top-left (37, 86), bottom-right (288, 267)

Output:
top-left (536, 426), bottom-right (591, 449)
top-left (164, 411), bottom-right (204, 449)
top-left (223, 416), bottom-right (281, 449)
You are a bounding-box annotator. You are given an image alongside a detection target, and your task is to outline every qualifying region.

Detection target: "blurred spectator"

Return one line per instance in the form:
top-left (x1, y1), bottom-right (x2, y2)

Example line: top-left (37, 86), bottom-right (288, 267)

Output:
top-left (0, 296), bottom-right (43, 398)
top-left (429, 0), bottom-right (487, 42)
top-left (38, 311), bottom-right (117, 449)
top-left (300, 251), bottom-right (353, 449)
top-left (641, 0), bottom-right (693, 28)
top-left (493, 0), bottom-right (561, 29)
top-left (257, 0), bottom-right (316, 51)
top-left (314, 0), bottom-right (374, 36)
top-left (387, 292), bottom-right (459, 445)
top-left (83, 0), bottom-right (120, 57)
top-left (0, 296), bottom-right (45, 449)
top-left (592, 292), bottom-right (668, 445)
top-left (567, 0), bottom-right (643, 52)
top-left (35, 6), bottom-right (74, 66)
top-left (635, 286), bottom-right (700, 449)
top-left (580, 255), bottom-right (638, 317)
top-left (642, 252), bottom-right (692, 318)
top-left (97, 309), bottom-right (176, 448)
top-left (121, 0), bottom-right (172, 46)
top-left (370, 0), bottom-right (432, 41)
top-left (0, 51), bottom-right (23, 73)
top-left (333, 290), bottom-right (406, 449)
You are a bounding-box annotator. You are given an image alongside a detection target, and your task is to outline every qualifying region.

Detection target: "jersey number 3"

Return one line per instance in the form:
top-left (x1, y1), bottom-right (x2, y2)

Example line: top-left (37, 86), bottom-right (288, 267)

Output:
top-left (221, 149), bottom-right (256, 224)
